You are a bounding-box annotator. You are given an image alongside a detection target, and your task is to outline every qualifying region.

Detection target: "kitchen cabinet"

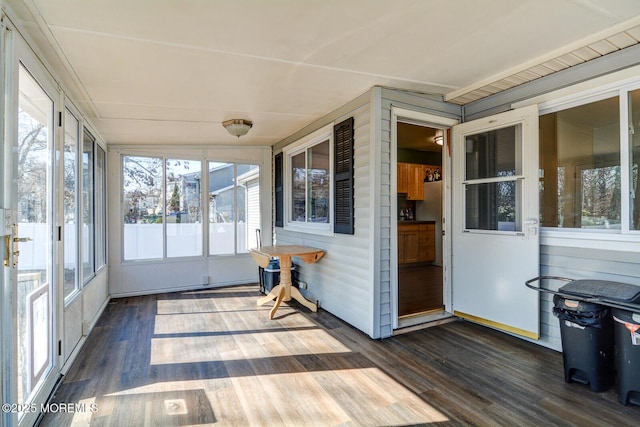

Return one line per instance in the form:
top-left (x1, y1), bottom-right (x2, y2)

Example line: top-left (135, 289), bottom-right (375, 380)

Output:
top-left (397, 162), bottom-right (425, 200)
top-left (407, 164), bottom-right (424, 200)
top-left (397, 162), bottom-right (410, 194)
top-left (398, 222), bottom-right (435, 264)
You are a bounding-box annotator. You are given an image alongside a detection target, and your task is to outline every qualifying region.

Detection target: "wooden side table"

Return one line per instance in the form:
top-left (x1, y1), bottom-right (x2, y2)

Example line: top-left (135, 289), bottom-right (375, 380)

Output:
top-left (250, 245), bottom-right (324, 319)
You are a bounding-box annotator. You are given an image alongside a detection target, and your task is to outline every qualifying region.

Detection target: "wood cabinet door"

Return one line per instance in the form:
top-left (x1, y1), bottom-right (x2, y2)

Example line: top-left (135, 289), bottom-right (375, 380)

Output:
top-left (397, 162), bottom-right (409, 193)
top-left (407, 164), bottom-right (424, 200)
top-left (418, 223), bottom-right (435, 262)
top-left (403, 229), bottom-right (420, 263)
top-left (398, 225), bottom-right (420, 264)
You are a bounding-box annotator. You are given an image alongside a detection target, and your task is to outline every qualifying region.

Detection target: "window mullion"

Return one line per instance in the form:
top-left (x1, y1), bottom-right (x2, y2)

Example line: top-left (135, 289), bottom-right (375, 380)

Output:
top-left (305, 148), bottom-right (310, 223)
top-left (201, 159), bottom-right (208, 257)
top-left (620, 90), bottom-right (631, 233)
top-left (162, 158), bottom-right (167, 259)
top-left (233, 163), bottom-right (238, 254)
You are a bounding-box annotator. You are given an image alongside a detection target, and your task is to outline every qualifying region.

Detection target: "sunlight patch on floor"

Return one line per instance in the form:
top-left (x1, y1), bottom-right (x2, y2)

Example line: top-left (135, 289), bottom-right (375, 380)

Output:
top-left (149, 330), bottom-right (352, 365)
top-left (102, 368), bottom-right (449, 425)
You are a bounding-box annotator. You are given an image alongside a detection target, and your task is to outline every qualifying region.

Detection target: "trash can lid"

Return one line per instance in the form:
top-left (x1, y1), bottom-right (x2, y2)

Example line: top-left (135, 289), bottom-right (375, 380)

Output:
top-left (559, 280), bottom-right (640, 302)
top-left (612, 309), bottom-right (640, 325)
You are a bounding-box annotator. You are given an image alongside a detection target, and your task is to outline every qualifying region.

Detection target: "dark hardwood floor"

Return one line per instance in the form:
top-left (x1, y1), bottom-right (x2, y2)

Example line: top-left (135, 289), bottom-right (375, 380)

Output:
top-left (39, 284), bottom-right (640, 426)
top-left (399, 264), bottom-right (443, 316)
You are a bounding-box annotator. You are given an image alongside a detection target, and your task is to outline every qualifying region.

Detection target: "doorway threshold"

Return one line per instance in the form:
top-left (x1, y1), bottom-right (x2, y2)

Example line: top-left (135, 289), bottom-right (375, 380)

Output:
top-left (394, 310), bottom-right (456, 335)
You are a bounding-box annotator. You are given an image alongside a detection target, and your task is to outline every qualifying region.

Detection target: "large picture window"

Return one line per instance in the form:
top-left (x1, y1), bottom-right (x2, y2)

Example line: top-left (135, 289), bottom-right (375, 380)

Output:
top-left (123, 155), bottom-right (259, 260)
top-left (538, 85), bottom-right (640, 237)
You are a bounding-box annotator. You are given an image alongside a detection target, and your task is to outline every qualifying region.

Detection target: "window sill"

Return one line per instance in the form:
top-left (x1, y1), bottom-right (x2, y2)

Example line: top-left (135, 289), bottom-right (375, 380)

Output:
top-left (541, 228), bottom-right (640, 253)
top-left (284, 223), bottom-right (334, 237)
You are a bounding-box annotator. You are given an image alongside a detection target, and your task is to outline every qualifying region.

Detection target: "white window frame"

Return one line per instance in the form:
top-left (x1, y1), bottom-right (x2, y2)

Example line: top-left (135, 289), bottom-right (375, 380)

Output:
top-left (536, 77), bottom-right (640, 252)
top-left (283, 124), bottom-right (334, 236)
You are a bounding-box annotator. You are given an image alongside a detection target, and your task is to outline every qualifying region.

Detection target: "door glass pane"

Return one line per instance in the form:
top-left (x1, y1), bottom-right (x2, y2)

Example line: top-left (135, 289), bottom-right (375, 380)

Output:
top-left (166, 159), bottom-right (202, 257)
top-left (465, 181), bottom-right (519, 231)
top-left (82, 130), bottom-right (94, 280)
top-left (123, 156), bottom-right (163, 260)
top-left (17, 64), bottom-right (53, 404)
top-left (63, 110), bottom-right (78, 300)
top-left (309, 140), bottom-right (330, 223)
top-left (464, 124), bottom-right (522, 232)
top-left (630, 89), bottom-right (640, 230)
top-left (465, 125), bottom-right (520, 180)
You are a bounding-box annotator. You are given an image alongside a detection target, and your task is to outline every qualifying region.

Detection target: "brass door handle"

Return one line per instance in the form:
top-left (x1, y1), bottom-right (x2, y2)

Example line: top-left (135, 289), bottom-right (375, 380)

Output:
top-left (3, 236), bottom-right (9, 267)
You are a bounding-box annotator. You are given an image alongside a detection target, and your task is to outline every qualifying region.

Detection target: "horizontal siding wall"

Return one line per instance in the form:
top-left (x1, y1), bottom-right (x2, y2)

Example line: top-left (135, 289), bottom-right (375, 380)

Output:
top-left (539, 243), bottom-right (640, 351)
top-left (379, 88), bottom-right (462, 337)
top-left (275, 99), bottom-right (373, 336)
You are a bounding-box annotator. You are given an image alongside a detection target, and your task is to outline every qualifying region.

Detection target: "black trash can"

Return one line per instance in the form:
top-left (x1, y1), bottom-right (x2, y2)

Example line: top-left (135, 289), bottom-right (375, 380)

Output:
top-left (553, 289), bottom-right (613, 392)
top-left (613, 307), bottom-right (640, 406)
top-left (259, 259), bottom-right (297, 294)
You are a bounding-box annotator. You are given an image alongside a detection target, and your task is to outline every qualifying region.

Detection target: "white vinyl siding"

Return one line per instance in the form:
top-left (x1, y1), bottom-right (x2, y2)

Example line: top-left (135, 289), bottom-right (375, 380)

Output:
top-left (275, 87), bottom-right (462, 339)
top-left (246, 178), bottom-right (260, 250)
top-left (275, 96), bottom-right (373, 336)
top-left (539, 243), bottom-right (640, 350)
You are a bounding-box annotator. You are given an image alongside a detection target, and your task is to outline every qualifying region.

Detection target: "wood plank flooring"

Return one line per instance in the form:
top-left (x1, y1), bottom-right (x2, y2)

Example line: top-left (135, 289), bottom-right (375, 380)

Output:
top-left (398, 264), bottom-right (443, 316)
top-left (39, 284), bottom-right (640, 426)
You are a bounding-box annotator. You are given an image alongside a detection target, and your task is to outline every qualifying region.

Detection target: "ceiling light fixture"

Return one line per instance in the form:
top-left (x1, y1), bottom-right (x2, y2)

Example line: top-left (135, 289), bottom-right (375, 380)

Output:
top-left (223, 119), bottom-right (253, 138)
top-left (434, 129), bottom-right (444, 146)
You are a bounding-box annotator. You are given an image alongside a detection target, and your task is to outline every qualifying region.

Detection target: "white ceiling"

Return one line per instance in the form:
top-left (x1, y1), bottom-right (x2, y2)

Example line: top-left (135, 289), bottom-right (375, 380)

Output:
top-left (7, 0), bottom-right (640, 146)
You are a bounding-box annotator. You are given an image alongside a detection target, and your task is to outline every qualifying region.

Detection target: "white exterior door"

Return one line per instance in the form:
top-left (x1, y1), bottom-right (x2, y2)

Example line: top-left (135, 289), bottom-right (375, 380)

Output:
top-left (451, 105), bottom-right (540, 339)
top-left (2, 34), bottom-right (60, 426)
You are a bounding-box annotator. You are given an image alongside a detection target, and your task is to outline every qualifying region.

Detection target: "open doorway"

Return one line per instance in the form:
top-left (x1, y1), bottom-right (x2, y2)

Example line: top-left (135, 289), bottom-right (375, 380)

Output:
top-left (395, 121), bottom-right (450, 329)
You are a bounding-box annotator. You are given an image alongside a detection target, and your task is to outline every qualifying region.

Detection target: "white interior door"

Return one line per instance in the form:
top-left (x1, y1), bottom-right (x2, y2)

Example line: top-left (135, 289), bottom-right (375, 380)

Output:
top-left (451, 105), bottom-right (540, 339)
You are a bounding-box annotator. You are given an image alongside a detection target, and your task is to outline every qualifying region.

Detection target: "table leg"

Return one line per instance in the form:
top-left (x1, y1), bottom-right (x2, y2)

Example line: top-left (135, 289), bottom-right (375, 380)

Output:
top-left (278, 255), bottom-right (293, 301)
top-left (290, 286), bottom-right (317, 312)
top-left (269, 286), bottom-right (286, 320)
top-left (258, 253), bottom-right (319, 318)
top-left (257, 284), bottom-right (282, 306)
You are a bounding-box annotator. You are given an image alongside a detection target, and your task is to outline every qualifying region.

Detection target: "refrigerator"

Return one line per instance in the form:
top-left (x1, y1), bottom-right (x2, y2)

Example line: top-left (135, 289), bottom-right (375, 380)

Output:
top-left (416, 181), bottom-right (442, 266)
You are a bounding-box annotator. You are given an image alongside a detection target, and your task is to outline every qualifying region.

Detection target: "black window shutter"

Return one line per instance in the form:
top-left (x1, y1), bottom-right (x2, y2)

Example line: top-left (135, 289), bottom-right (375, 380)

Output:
top-left (274, 152), bottom-right (283, 227)
top-left (334, 117), bottom-right (354, 234)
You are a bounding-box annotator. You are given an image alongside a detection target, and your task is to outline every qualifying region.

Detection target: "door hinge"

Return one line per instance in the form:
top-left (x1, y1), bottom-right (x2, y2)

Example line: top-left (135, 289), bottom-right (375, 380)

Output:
top-left (58, 226), bottom-right (62, 241)
top-left (58, 111), bottom-right (62, 127)
top-left (58, 340), bottom-right (62, 356)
